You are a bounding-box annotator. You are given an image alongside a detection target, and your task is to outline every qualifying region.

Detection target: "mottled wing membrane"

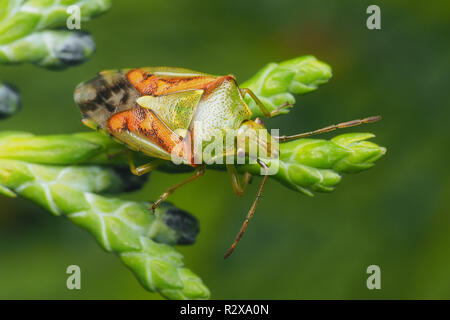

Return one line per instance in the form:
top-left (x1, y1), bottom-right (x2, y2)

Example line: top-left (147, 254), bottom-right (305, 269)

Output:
top-left (75, 70), bottom-right (141, 129)
top-left (137, 90), bottom-right (204, 133)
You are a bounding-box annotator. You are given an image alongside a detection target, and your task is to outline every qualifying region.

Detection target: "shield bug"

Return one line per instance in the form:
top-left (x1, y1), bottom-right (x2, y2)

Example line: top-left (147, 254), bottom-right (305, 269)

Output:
top-left (74, 66), bottom-right (381, 258)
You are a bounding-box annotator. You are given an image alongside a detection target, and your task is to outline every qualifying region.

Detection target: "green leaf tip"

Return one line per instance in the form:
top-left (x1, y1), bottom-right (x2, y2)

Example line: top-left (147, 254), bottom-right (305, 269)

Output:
top-left (120, 238), bottom-right (210, 300)
top-left (0, 0), bottom-right (111, 68)
top-left (0, 30), bottom-right (96, 69)
top-left (331, 133), bottom-right (387, 174)
top-left (241, 55), bottom-right (332, 117)
top-left (278, 55), bottom-right (333, 94)
top-left (240, 132), bottom-right (385, 195)
top-left (0, 131), bottom-right (103, 164)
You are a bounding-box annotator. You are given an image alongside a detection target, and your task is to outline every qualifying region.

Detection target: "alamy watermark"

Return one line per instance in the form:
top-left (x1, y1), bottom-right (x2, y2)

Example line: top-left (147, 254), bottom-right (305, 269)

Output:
top-left (366, 5), bottom-right (381, 30)
top-left (366, 265), bottom-right (381, 290)
top-left (66, 265), bottom-right (81, 290)
top-left (66, 5), bottom-right (81, 30)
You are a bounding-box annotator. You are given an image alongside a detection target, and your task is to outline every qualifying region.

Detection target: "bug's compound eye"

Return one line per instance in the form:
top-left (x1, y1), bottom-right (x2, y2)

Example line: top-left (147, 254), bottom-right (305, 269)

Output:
top-left (255, 117), bottom-right (263, 125)
top-left (237, 148), bottom-right (245, 158)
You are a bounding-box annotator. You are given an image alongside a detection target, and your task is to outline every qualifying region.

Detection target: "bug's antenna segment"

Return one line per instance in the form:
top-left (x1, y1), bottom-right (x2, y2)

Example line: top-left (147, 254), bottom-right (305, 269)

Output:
top-left (224, 159), bottom-right (269, 259)
top-left (274, 115), bottom-right (382, 142)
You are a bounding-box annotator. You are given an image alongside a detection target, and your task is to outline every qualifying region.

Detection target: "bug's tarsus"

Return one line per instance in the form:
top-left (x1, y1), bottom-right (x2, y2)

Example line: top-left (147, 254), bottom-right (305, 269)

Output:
top-left (274, 115), bottom-right (382, 142)
top-left (226, 164), bottom-right (252, 197)
top-left (241, 88), bottom-right (293, 118)
top-left (150, 165), bottom-right (206, 212)
top-left (224, 159), bottom-right (269, 259)
top-left (276, 101), bottom-right (294, 113)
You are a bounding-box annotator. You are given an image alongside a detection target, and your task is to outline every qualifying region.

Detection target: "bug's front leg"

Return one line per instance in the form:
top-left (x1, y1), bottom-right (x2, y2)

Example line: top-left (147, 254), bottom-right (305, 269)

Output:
top-left (150, 165), bottom-right (206, 213)
top-left (241, 88), bottom-right (293, 118)
top-left (226, 164), bottom-right (252, 196)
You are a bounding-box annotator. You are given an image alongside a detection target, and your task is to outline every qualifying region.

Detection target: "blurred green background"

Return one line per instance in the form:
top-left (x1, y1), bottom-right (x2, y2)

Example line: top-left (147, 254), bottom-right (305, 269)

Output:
top-left (1, 0), bottom-right (450, 299)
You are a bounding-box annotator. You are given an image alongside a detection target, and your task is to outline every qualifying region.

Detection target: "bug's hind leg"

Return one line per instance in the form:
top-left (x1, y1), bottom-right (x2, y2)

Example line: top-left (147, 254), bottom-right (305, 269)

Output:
top-left (241, 88), bottom-right (293, 118)
top-left (128, 151), bottom-right (164, 176)
top-left (224, 159), bottom-right (269, 259)
top-left (150, 165), bottom-right (206, 213)
top-left (274, 116), bottom-right (382, 142)
top-left (226, 164), bottom-right (252, 196)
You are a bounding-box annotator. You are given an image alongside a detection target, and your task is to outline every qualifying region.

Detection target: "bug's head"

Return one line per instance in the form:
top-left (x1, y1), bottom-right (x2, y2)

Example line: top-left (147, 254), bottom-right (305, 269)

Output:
top-left (236, 118), bottom-right (279, 160)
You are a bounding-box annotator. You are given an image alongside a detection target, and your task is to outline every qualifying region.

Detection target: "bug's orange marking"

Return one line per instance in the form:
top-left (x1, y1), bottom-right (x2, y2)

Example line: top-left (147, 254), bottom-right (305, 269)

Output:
top-left (107, 107), bottom-right (182, 154)
top-left (202, 75), bottom-right (237, 97)
top-left (126, 69), bottom-right (218, 96)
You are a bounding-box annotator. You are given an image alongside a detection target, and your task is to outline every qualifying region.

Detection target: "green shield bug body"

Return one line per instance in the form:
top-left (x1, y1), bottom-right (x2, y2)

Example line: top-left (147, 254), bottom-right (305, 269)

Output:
top-left (75, 66), bottom-right (381, 258)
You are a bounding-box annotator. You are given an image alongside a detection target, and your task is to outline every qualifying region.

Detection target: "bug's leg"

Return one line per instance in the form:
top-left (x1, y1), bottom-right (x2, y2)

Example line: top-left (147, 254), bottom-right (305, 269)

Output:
top-left (224, 159), bottom-right (269, 259)
top-left (127, 151), bottom-right (164, 176)
top-left (241, 88), bottom-right (293, 118)
top-left (226, 164), bottom-right (252, 196)
top-left (274, 115), bottom-right (382, 142)
top-left (151, 165), bottom-right (206, 213)
top-left (106, 149), bottom-right (127, 160)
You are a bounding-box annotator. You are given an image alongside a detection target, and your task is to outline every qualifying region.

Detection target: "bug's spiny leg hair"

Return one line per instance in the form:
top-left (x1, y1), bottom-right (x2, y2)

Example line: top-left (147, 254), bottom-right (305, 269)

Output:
top-left (226, 164), bottom-right (252, 197)
top-left (150, 165), bottom-right (206, 214)
top-left (241, 88), bottom-right (293, 118)
top-left (127, 151), bottom-right (164, 176)
top-left (274, 115), bottom-right (382, 142)
top-left (224, 159), bottom-right (269, 259)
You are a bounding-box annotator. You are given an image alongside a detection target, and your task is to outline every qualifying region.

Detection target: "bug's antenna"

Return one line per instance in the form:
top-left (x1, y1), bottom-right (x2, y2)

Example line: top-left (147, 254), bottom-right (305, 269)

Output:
top-left (274, 115), bottom-right (382, 142)
top-left (224, 159), bottom-right (269, 259)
